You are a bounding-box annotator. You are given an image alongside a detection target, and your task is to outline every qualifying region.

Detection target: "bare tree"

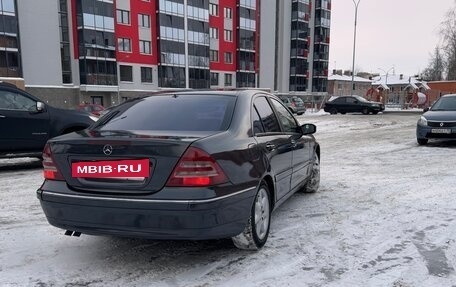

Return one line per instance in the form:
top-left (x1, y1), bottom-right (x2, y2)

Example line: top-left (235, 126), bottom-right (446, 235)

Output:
top-left (440, 5), bottom-right (456, 80)
top-left (422, 46), bottom-right (445, 81)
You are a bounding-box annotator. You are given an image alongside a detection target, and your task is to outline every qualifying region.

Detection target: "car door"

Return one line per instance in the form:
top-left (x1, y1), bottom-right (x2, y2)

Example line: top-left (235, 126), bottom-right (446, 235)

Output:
top-left (0, 90), bottom-right (50, 152)
top-left (269, 98), bottom-right (311, 192)
top-left (253, 96), bottom-right (294, 201)
top-left (333, 97), bottom-right (347, 112)
top-left (346, 97), bottom-right (361, 113)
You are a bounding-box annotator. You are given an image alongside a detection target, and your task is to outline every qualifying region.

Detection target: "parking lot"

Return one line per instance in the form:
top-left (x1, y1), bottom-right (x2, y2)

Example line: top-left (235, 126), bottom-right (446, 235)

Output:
top-left (1, 112), bottom-right (456, 287)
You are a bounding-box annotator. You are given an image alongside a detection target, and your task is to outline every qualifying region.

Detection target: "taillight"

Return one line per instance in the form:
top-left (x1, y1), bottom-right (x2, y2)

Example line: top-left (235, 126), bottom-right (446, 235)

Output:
top-left (166, 147), bottom-right (228, 187)
top-left (291, 102), bottom-right (296, 107)
top-left (42, 143), bottom-right (64, 181)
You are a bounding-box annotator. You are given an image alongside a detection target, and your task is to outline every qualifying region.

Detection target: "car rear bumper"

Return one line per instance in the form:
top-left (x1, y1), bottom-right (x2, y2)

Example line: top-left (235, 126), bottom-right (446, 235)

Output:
top-left (37, 183), bottom-right (256, 240)
top-left (294, 107), bottom-right (306, 114)
top-left (416, 125), bottom-right (456, 140)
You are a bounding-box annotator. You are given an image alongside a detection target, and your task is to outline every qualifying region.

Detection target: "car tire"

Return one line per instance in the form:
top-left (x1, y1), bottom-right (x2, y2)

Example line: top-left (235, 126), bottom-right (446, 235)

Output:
top-left (329, 108), bottom-right (337, 115)
top-left (341, 112), bottom-right (346, 115)
top-left (372, 111), bottom-right (379, 115)
top-left (232, 182), bottom-right (271, 250)
top-left (417, 138), bottom-right (428, 145)
top-left (362, 108), bottom-right (369, 115)
top-left (302, 151), bottom-right (320, 193)
top-left (297, 112), bottom-right (304, 115)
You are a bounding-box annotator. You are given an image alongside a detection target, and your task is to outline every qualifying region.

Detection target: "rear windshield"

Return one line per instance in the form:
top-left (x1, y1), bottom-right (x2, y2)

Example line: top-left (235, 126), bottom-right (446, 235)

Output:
top-left (96, 94), bottom-right (236, 131)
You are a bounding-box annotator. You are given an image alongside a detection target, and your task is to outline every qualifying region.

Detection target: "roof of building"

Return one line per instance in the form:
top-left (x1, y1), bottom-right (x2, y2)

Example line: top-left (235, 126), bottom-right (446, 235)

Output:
top-left (328, 74), bottom-right (372, 83)
top-left (372, 74), bottom-right (430, 90)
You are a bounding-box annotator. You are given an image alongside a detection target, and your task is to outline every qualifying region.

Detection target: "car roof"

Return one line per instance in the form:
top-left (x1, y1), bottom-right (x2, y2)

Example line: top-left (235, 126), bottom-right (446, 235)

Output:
top-left (142, 89), bottom-right (272, 98)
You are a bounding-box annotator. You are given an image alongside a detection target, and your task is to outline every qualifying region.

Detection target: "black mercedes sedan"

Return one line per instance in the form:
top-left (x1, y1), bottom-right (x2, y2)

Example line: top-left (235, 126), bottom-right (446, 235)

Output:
top-left (37, 90), bottom-right (320, 250)
top-left (323, 95), bottom-right (384, 115)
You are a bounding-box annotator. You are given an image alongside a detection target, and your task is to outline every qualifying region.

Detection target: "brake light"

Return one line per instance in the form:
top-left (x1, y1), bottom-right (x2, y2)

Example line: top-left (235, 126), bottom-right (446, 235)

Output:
top-left (42, 143), bottom-right (64, 181)
top-left (291, 102), bottom-right (296, 107)
top-left (166, 147), bottom-right (228, 187)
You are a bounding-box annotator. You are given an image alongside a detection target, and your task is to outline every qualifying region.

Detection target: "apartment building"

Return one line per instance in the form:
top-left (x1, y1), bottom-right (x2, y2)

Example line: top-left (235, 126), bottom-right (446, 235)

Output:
top-left (0, 0), bottom-right (330, 107)
top-left (259, 0), bottom-right (331, 94)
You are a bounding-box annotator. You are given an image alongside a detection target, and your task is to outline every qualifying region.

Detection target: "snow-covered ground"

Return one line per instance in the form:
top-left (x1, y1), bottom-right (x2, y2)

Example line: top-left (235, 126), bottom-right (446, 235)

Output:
top-left (1, 113), bottom-right (456, 287)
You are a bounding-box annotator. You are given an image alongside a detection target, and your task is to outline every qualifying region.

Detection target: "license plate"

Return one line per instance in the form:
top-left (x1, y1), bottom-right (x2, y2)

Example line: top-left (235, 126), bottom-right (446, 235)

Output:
top-left (431, 128), bottom-right (451, 134)
top-left (72, 159), bottom-right (150, 178)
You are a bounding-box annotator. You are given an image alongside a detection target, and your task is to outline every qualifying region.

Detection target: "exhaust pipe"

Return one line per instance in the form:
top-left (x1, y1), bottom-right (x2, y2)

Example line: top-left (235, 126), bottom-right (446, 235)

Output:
top-left (64, 230), bottom-right (82, 237)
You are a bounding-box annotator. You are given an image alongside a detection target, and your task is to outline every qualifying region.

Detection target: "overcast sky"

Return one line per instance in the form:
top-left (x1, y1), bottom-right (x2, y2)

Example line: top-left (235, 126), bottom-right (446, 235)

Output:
top-left (329, 0), bottom-right (455, 77)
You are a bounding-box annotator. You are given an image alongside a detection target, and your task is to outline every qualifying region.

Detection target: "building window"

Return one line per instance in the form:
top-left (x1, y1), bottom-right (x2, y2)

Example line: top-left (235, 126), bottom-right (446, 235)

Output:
top-left (210, 27), bottom-right (218, 39)
top-left (120, 65), bottom-right (133, 82)
top-left (138, 14), bottom-right (150, 28)
top-left (224, 7), bottom-right (232, 19)
top-left (209, 3), bottom-right (218, 16)
top-left (59, 0), bottom-right (72, 83)
top-left (210, 50), bottom-right (219, 62)
top-left (141, 67), bottom-right (153, 83)
top-left (224, 52), bottom-right (232, 64)
top-left (116, 9), bottom-right (130, 25)
top-left (211, 72), bottom-right (219, 86)
top-left (139, 40), bottom-right (151, 54)
top-left (224, 30), bottom-right (233, 42)
top-left (224, 74), bottom-right (232, 86)
top-left (118, 38), bottom-right (131, 52)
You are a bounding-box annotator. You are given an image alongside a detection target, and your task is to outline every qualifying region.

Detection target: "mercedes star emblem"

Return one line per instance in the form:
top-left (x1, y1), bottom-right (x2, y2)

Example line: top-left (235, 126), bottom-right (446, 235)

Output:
top-left (103, 144), bottom-right (113, 155)
top-left (440, 122), bottom-right (444, 127)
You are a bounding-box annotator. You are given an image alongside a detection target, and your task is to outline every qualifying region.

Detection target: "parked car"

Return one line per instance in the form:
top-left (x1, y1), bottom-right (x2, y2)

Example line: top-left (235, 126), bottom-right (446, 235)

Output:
top-left (416, 94), bottom-right (456, 145)
top-left (0, 82), bottom-right (97, 158)
top-left (279, 96), bottom-right (306, 115)
top-left (76, 103), bottom-right (105, 116)
top-left (323, 95), bottom-right (385, 115)
top-left (37, 90), bottom-right (320, 250)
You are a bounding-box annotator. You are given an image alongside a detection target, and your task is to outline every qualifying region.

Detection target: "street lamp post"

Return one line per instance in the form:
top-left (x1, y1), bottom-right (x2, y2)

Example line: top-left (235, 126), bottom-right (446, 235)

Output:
top-left (351, 0), bottom-right (361, 96)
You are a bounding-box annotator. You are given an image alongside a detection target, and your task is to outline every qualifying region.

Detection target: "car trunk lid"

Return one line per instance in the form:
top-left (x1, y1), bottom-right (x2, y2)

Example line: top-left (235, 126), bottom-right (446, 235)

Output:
top-left (50, 130), bottom-right (216, 194)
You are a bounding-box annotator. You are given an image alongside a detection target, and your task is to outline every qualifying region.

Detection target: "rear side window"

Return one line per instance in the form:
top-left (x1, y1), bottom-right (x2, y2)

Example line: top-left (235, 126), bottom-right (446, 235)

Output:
top-left (98, 95), bottom-right (236, 131)
top-left (253, 97), bottom-right (281, 133)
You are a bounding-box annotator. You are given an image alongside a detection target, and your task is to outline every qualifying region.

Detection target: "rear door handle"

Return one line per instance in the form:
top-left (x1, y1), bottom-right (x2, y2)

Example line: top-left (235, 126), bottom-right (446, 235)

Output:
top-left (0, 114), bottom-right (5, 119)
top-left (266, 143), bottom-right (276, 151)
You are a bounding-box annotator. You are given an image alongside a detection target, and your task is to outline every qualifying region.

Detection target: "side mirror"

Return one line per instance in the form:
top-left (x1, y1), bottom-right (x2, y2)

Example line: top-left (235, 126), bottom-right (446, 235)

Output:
top-left (354, 100), bottom-right (359, 104)
top-left (36, 101), bottom-right (45, 112)
top-left (301, 123), bottom-right (316, 135)
top-left (423, 107), bottom-right (429, 113)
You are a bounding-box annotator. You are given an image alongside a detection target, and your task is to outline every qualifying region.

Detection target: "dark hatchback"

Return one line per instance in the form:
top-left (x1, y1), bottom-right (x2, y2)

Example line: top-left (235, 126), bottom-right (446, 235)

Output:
top-left (417, 94), bottom-right (456, 145)
top-left (0, 83), bottom-right (96, 158)
top-left (324, 95), bottom-right (385, 115)
top-left (37, 90), bottom-right (320, 250)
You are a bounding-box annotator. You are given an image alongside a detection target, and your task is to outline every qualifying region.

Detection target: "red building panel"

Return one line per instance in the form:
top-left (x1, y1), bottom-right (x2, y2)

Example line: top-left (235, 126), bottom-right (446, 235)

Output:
top-left (115, 0), bottom-right (158, 65)
top-left (71, 0), bottom-right (78, 59)
top-left (210, 0), bottom-right (237, 72)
